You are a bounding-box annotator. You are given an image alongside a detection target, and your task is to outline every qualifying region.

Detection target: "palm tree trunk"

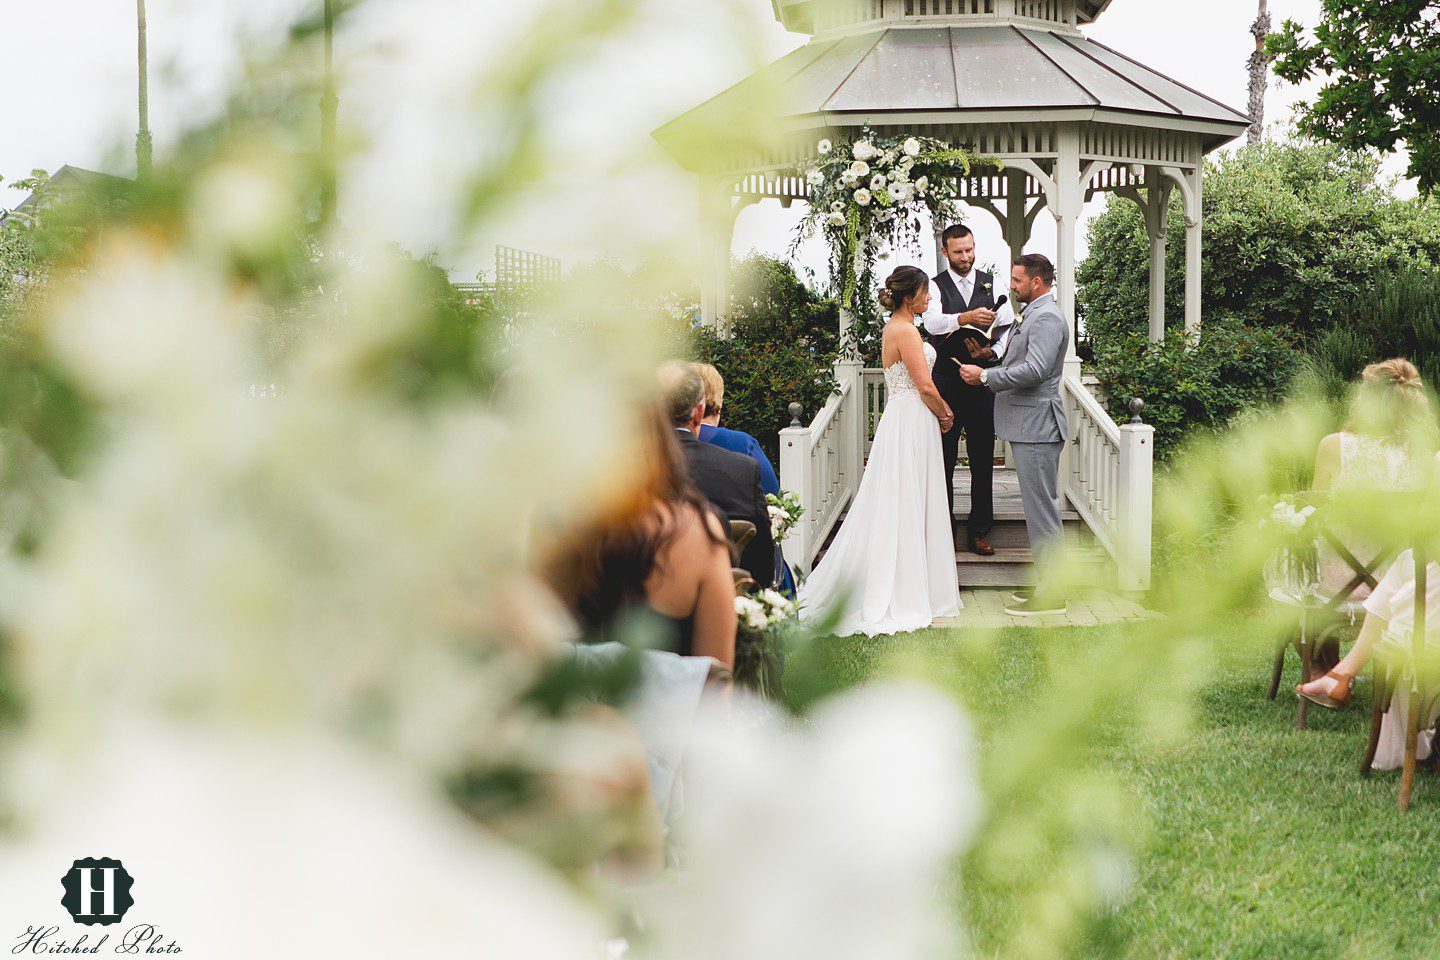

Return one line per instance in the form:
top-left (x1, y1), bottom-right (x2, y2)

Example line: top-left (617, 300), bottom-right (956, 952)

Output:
top-left (136, 0), bottom-right (153, 178)
top-left (318, 0), bottom-right (338, 226)
top-left (1247, 0), bottom-right (1270, 146)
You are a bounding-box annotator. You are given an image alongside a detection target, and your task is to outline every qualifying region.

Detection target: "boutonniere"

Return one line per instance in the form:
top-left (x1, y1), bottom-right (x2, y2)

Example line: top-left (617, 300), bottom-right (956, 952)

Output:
top-left (982, 280), bottom-right (992, 292)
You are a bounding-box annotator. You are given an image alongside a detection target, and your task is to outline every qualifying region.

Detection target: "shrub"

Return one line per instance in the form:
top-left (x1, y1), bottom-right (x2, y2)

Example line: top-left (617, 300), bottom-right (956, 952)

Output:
top-left (1092, 316), bottom-right (1303, 461)
top-left (1079, 137), bottom-right (1440, 346)
top-left (1306, 267), bottom-right (1440, 400)
top-left (694, 254), bottom-right (841, 462)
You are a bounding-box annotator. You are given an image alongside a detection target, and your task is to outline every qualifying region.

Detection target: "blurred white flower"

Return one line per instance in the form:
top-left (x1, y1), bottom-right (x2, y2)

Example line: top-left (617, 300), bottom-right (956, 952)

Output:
top-left (903, 137), bottom-right (922, 157)
top-left (849, 160), bottom-right (870, 178)
top-left (854, 189), bottom-right (872, 206)
top-left (826, 212), bottom-right (847, 227)
top-left (807, 170), bottom-right (826, 187)
top-left (636, 683), bottom-right (981, 960)
top-left (851, 140), bottom-right (876, 161)
top-left (817, 139), bottom-right (833, 155)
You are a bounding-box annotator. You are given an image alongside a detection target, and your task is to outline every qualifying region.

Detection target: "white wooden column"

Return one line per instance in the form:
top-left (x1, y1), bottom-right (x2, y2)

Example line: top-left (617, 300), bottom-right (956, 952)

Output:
top-left (1053, 126), bottom-right (1082, 367)
top-left (698, 176), bottom-right (738, 336)
top-left (1143, 167), bottom-right (1171, 343)
top-left (1183, 167), bottom-right (1203, 336)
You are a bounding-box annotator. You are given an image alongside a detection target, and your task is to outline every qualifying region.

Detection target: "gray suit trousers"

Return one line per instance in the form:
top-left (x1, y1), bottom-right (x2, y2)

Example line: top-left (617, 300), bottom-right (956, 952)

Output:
top-left (1010, 439), bottom-right (1065, 591)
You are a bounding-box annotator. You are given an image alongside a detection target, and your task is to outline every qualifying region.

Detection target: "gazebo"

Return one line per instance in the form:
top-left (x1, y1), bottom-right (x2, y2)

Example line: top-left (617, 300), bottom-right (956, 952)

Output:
top-left (655, 0), bottom-right (1252, 591)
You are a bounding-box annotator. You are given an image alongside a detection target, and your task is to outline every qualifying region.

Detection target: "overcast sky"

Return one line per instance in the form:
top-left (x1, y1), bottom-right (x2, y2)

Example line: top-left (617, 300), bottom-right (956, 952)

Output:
top-left (0, 0), bottom-right (1413, 284)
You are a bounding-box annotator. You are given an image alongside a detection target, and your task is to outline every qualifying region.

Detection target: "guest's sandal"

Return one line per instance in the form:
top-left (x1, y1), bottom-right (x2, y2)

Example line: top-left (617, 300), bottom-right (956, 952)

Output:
top-left (1296, 670), bottom-right (1355, 710)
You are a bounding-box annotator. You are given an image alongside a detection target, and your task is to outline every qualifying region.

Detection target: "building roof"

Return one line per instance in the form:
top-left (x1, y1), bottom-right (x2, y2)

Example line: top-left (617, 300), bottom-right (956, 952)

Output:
top-left (656, 24), bottom-right (1249, 159)
top-left (13, 165), bottom-right (132, 215)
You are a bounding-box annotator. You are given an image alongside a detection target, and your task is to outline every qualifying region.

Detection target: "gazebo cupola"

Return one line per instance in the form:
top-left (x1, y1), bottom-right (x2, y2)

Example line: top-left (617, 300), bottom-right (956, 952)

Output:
top-left (655, 0), bottom-right (1251, 348)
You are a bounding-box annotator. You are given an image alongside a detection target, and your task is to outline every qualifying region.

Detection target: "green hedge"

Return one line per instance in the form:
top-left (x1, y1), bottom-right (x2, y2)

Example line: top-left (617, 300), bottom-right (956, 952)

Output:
top-left (1091, 317), bottom-right (1303, 462)
top-left (1306, 267), bottom-right (1440, 400)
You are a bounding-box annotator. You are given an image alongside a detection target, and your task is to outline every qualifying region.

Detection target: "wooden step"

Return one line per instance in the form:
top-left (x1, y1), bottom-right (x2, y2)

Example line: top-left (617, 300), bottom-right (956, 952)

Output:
top-left (954, 545), bottom-right (1110, 588)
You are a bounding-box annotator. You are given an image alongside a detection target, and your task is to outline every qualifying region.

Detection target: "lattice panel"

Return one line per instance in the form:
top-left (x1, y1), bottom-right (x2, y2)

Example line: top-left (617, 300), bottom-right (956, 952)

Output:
top-left (902, 0), bottom-right (996, 15)
top-left (868, 122), bottom-right (1059, 157)
top-left (1081, 124), bottom-right (1200, 166)
top-left (1012, 0), bottom-right (1074, 26)
top-left (814, 0), bottom-right (886, 32)
top-left (494, 245), bottom-right (561, 292)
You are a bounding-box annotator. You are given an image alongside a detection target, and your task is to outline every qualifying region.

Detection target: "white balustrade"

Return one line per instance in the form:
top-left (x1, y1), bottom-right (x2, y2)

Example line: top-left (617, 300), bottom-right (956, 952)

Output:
top-left (1061, 375), bottom-right (1153, 591)
top-left (779, 361), bottom-right (865, 574)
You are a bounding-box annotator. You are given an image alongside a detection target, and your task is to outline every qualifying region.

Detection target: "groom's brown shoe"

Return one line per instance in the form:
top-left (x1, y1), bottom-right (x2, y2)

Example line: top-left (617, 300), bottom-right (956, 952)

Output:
top-left (968, 535), bottom-right (996, 557)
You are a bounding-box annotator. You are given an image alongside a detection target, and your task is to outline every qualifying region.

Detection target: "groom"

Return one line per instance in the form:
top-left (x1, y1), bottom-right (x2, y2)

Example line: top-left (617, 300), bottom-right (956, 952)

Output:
top-left (959, 254), bottom-right (1069, 617)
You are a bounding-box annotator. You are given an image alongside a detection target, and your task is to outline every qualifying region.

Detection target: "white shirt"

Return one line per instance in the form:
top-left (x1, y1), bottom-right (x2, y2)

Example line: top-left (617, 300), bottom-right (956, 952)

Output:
top-left (917, 265), bottom-right (980, 337)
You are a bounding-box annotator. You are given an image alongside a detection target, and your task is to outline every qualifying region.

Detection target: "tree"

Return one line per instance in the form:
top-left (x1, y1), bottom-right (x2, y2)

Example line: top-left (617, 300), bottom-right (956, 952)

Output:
top-left (1268, 0), bottom-right (1440, 193)
top-left (319, 0), bottom-right (338, 226)
top-left (136, 0), bottom-right (152, 178)
top-left (1246, 0), bottom-right (1270, 145)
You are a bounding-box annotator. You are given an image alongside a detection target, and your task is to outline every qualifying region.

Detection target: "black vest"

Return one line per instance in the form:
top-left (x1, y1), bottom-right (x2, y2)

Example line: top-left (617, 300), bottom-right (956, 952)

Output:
top-left (931, 269), bottom-right (998, 392)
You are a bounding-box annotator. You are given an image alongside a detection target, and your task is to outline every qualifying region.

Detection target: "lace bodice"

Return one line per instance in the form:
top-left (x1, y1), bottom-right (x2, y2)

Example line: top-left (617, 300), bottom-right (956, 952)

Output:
top-left (883, 343), bottom-right (935, 401)
top-left (1338, 432), bottom-right (1418, 491)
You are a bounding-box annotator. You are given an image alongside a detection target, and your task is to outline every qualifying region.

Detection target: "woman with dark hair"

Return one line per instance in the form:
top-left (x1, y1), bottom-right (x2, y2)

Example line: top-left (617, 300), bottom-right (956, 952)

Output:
top-left (797, 266), bottom-right (963, 637)
top-left (542, 403), bottom-right (737, 668)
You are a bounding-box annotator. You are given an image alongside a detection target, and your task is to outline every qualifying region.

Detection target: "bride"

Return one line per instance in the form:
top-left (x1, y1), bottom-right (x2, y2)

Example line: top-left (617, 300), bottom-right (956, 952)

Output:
top-left (799, 266), bottom-right (963, 637)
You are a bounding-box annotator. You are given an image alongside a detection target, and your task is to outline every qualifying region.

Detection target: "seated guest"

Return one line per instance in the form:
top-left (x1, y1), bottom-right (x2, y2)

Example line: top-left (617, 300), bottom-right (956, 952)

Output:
top-left (692, 362), bottom-right (795, 593)
top-left (692, 362), bottom-right (780, 497)
top-left (660, 361), bottom-right (777, 589)
top-left (1307, 359), bottom-right (1431, 599)
top-left (543, 403), bottom-right (738, 668)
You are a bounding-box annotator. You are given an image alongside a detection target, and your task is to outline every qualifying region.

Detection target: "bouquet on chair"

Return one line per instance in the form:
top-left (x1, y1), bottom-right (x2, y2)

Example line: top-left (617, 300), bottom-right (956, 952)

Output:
top-left (767, 490), bottom-right (804, 542)
top-left (1261, 496), bottom-right (1321, 600)
top-left (733, 589), bottom-right (799, 698)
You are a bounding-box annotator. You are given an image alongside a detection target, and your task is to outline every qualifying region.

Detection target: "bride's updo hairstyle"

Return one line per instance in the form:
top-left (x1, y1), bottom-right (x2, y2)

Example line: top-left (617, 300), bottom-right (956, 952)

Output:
top-left (1346, 358), bottom-right (1437, 450)
top-left (878, 266), bottom-right (929, 313)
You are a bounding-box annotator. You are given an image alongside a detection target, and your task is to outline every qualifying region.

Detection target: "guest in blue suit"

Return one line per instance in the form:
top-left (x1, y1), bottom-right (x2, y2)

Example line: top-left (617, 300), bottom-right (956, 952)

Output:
top-left (693, 363), bottom-right (794, 593)
top-left (693, 363), bottom-right (780, 497)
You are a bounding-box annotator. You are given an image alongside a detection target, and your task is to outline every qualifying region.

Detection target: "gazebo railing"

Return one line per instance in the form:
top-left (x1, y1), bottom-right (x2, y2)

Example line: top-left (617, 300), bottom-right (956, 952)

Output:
top-left (783, 366), bottom-right (1153, 589)
top-left (1060, 378), bottom-right (1154, 591)
top-left (779, 361), bottom-right (865, 574)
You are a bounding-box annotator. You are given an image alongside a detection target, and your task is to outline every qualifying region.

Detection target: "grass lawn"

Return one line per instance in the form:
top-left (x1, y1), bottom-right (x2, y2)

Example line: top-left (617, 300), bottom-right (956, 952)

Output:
top-left (786, 622), bottom-right (1440, 960)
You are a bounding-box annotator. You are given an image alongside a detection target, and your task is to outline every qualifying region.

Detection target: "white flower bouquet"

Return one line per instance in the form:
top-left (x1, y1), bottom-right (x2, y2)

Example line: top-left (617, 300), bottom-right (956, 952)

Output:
top-left (767, 490), bottom-right (805, 541)
top-left (733, 588), bottom-right (799, 697)
top-left (1261, 495), bottom-right (1322, 599)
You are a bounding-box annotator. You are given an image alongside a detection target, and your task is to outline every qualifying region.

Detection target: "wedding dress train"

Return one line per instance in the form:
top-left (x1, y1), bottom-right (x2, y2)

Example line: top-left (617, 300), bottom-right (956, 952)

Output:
top-left (798, 343), bottom-right (962, 637)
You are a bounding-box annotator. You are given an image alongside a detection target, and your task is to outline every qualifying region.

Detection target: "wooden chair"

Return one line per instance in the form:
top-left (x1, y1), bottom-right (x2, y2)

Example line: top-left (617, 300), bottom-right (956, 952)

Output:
top-left (1267, 491), bottom-right (1402, 729)
top-left (1359, 546), bottom-right (1440, 810)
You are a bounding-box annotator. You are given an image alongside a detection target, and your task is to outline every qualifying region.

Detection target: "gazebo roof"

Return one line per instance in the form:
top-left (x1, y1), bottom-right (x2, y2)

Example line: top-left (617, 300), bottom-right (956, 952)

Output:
top-left (656, 25), bottom-right (1250, 163)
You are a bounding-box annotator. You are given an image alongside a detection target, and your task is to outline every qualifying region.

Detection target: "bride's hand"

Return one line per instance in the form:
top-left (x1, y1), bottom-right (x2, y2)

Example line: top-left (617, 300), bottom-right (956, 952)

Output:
top-left (939, 405), bottom-right (955, 433)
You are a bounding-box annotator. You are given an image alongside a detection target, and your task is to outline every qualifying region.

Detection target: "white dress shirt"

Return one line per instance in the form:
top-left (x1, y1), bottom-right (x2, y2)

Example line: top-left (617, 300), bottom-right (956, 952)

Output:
top-left (918, 265), bottom-right (982, 337)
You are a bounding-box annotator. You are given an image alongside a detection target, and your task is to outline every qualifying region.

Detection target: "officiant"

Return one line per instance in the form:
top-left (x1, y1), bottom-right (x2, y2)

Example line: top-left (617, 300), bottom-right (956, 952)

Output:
top-left (918, 223), bottom-right (1016, 556)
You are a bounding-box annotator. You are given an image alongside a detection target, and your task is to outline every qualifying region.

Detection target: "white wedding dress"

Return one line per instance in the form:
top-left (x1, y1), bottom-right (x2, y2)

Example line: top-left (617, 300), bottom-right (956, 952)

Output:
top-left (798, 343), bottom-right (962, 637)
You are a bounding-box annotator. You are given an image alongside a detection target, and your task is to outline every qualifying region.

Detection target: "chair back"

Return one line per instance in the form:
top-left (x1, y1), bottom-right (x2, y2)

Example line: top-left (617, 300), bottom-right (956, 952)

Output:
top-left (1294, 490), bottom-right (1413, 611)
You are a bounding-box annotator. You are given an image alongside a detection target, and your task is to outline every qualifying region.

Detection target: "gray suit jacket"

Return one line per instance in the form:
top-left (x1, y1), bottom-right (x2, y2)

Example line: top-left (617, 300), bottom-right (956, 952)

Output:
top-left (986, 292), bottom-right (1070, 444)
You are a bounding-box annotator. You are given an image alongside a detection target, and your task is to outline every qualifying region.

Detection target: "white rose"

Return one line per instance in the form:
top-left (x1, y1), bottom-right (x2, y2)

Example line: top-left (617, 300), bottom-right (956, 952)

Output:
top-left (852, 140), bottom-right (876, 161)
top-left (818, 138), bottom-right (833, 155)
top-left (807, 170), bottom-right (825, 187)
top-left (840, 170), bottom-right (859, 186)
top-left (826, 211), bottom-right (847, 227)
top-left (849, 160), bottom-right (870, 177)
top-left (870, 173), bottom-right (888, 191)
top-left (903, 137), bottom-right (922, 157)
top-left (853, 188), bottom-right (872, 206)
top-left (761, 589), bottom-right (787, 608)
